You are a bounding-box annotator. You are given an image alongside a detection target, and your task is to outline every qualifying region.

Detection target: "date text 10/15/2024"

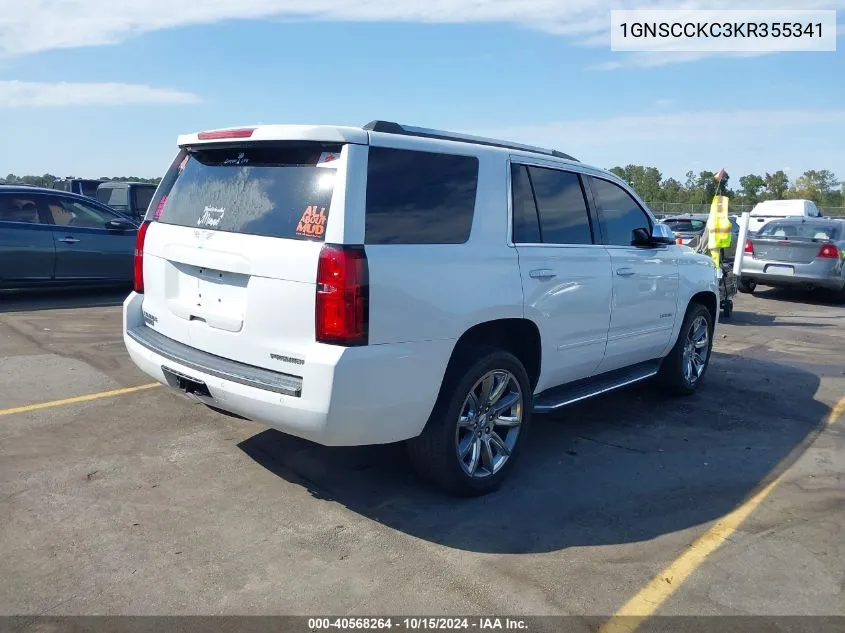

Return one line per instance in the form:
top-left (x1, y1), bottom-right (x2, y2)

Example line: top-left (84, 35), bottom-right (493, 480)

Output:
top-left (308, 617), bottom-right (529, 630)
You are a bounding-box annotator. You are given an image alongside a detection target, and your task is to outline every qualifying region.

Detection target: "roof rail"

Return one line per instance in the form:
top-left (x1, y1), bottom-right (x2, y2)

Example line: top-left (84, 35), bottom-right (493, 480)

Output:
top-left (362, 120), bottom-right (578, 162)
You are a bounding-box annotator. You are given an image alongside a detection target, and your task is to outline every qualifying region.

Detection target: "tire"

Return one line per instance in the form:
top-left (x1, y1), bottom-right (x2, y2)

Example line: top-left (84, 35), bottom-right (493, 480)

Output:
top-left (737, 277), bottom-right (756, 294)
top-left (407, 346), bottom-right (532, 497)
top-left (656, 303), bottom-right (715, 396)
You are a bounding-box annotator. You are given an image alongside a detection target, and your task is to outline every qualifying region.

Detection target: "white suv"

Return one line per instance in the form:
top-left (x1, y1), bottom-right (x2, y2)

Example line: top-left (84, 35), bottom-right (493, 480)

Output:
top-left (123, 120), bottom-right (719, 496)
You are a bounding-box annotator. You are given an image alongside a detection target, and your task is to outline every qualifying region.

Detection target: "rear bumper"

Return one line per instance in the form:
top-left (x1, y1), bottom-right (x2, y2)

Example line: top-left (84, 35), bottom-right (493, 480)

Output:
top-left (122, 293), bottom-right (451, 446)
top-left (740, 258), bottom-right (844, 290)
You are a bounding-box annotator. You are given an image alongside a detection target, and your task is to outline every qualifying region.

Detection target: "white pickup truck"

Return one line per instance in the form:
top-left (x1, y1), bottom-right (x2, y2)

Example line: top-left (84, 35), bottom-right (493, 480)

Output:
top-left (123, 120), bottom-right (719, 496)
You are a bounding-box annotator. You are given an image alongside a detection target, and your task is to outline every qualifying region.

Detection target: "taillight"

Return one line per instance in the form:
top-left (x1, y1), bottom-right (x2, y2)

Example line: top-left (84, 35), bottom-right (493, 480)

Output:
top-left (817, 244), bottom-right (840, 259)
top-left (197, 128), bottom-right (254, 140)
top-left (744, 239), bottom-right (754, 254)
top-left (133, 221), bottom-right (151, 294)
top-left (315, 245), bottom-right (368, 346)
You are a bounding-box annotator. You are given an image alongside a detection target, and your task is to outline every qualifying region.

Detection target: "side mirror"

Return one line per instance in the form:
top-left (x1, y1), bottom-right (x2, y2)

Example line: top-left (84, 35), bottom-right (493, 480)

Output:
top-left (631, 227), bottom-right (651, 246)
top-left (105, 219), bottom-right (134, 231)
top-left (651, 223), bottom-right (678, 245)
top-left (632, 223), bottom-right (676, 247)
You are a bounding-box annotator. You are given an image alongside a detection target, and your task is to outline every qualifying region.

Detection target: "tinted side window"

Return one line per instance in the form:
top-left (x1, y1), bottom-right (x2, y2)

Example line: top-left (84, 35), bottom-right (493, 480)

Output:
top-left (0, 194), bottom-right (46, 224)
top-left (47, 198), bottom-right (117, 229)
top-left (133, 187), bottom-right (155, 214)
top-left (511, 164), bottom-right (541, 243)
top-left (527, 167), bottom-right (593, 245)
top-left (80, 181), bottom-right (101, 198)
top-left (591, 177), bottom-right (651, 246)
top-left (365, 147), bottom-right (478, 245)
top-left (103, 187), bottom-right (129, 208)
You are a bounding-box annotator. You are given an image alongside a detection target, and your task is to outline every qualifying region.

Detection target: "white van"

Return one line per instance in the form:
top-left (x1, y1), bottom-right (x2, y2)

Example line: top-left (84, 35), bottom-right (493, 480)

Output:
top-left (748, 199), bottom-right (822, 234)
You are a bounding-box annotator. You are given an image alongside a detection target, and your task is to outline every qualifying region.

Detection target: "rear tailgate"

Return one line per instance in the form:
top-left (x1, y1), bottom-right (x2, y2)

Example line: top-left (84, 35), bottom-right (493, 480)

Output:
top-left (750, 238), bottom-right (821, 264)
top-left (138, 140), bottom-right (350, 373)
top-left (751, 222), bottom-right (842, 264)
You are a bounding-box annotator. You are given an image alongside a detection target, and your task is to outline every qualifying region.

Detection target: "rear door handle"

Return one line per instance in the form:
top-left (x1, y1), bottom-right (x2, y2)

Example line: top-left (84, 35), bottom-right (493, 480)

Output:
top-left (616, 267), bottom-right (635, 277)
top-left (529, 269), bottom-right (556, 280)
top-left (58, 236), bottom-right (80, 244)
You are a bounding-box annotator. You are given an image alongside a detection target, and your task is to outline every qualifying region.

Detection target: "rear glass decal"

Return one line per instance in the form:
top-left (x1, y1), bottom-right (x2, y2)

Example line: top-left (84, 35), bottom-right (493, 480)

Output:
top-left (223, 152), bottom-right (249, 166)
top-left (296, 205), bottom-right (327, 238)
top-left (316, 152), bottom-right (340, 167)
top-left (197, 205), bottom-right (225, 228)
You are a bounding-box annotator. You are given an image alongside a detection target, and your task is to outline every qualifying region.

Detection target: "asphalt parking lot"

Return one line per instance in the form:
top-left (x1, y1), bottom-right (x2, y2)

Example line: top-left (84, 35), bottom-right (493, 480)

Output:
top-left (1, 287), bottom-right (844, 626)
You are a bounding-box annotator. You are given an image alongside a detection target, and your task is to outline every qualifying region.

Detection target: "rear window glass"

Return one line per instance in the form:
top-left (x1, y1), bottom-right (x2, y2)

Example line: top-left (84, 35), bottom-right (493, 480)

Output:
top-left (758, 222), bottom-right (840, 240)
top-left (365, 146), bottom-right (479, 245)
top-left (99, 187), bottom-right (128, 207)
top-left (664, 219), bottom-right (706, 232)
top-left (153, 142), bottom-right (342, 241)
top-left (80, 181), bottom-right (102, 197)
top-left (133, 186), bottom-right (155, 214)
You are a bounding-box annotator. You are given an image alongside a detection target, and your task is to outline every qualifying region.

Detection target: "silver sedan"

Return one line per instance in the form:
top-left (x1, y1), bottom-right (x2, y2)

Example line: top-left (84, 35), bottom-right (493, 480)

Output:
top-left (738, 217), bottom-right (845, 300)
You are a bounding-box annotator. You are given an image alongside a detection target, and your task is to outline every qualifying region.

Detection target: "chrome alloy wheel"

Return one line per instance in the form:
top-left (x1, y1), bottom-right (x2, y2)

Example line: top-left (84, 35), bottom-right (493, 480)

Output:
top-left (682, 315), bottom-right (710, 384)
top-left (455, 369), bottom-right (523, 478)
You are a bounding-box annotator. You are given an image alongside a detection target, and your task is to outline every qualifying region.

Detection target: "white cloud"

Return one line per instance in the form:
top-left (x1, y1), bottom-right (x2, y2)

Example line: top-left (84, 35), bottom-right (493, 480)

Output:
top-left (471, 108), bottom-right (845, 177)
top-left (590, 50), bottom-right (772, 70)
top-left (1, 0), bottom-right (844, 68)
top-left (0, 81), bottom-right (202, 107)
top-left (476, 109), bottom-right (845, 147)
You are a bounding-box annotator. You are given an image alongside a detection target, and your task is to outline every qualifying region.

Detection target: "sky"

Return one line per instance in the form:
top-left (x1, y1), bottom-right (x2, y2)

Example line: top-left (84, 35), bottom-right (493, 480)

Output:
top-left (0, 1), bottom-right (843, 185)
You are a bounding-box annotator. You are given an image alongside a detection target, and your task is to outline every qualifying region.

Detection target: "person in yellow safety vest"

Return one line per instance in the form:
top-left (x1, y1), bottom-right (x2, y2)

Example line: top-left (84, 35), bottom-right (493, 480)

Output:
top-left (707, 168), bottom-right (733, 268)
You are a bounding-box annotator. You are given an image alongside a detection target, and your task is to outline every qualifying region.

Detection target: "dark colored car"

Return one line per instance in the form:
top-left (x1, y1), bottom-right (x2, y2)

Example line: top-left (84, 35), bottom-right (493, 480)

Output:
top-left (663, 213), bottom-right (740, 261)
top-left (0, 185), bottom-right (139, 290)
top-left (96, 181), bottom-right (158, 221)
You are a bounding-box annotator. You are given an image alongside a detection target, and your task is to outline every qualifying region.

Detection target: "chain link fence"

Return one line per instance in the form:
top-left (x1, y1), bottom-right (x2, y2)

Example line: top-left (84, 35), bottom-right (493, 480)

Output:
top-left (647, 201), bottom-right (845, 219)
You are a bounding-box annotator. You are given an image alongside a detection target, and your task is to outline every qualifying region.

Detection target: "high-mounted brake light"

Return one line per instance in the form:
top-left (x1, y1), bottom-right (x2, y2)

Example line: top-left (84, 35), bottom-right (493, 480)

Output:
top-left (744, 239), bottom-right (754, 254)
top-left (817, 244), bottom-right (840, 259)
top-left (133, 221), bottom-right (151, 294)
top-left (315, 245), bottom-right (368, 346)
top-left (197, 128), bottom-right (255, 140)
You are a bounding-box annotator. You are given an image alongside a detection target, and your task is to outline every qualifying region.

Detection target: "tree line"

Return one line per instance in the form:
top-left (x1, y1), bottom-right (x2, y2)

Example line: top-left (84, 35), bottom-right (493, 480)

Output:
top-left (607, 166), bottom-right (844, 209)
top-left (4, 166), bottom-right (844, 209)
top-left (2, 173), bottom-right (162, 187)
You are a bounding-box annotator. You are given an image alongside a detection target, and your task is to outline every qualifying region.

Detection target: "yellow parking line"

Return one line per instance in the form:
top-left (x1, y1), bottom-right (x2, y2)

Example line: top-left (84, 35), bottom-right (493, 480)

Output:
top-left (599, 395), bottom-right (845, 633)
top-left (0, 383), bottom-right (161, 417)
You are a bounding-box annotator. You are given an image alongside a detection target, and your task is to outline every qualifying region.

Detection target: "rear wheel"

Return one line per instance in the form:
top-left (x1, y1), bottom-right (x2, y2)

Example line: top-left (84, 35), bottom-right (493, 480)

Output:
top-left (737, 277), bottom-right (757, 294)
top-left (656, 303), bottom-right (714, 396)
top-left (407, 347), bottom-right (532, 497)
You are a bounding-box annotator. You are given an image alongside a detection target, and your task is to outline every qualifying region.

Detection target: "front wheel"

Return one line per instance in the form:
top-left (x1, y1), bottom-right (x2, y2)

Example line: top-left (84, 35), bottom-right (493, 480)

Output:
top-left (656, 303), bottom-right (715, 396)
top-left (407, 347), bottom-right (532, 497)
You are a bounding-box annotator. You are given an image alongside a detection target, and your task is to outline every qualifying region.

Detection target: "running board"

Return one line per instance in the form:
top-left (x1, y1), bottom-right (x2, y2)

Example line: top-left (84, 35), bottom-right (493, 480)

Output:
top-left (532, 360), bottom-right (661, 413)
